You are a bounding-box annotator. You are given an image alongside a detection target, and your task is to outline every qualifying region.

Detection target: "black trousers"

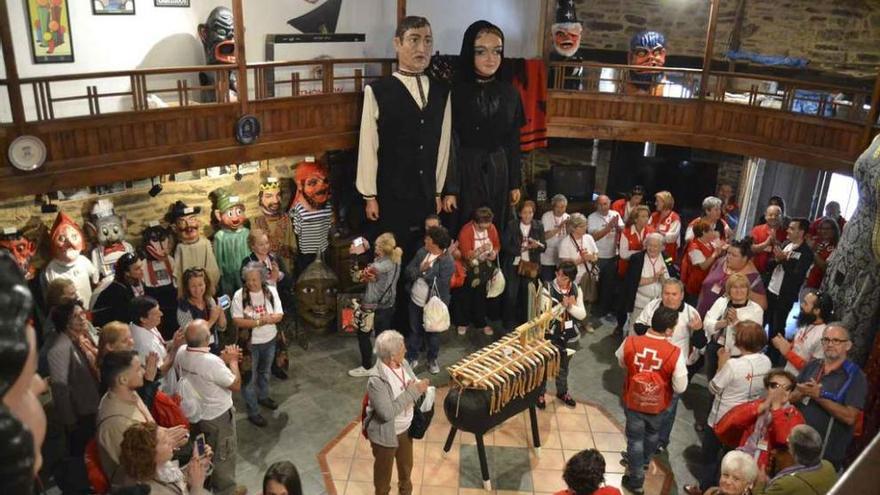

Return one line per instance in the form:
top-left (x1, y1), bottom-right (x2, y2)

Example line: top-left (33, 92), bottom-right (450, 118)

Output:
top-left (766, 292), bottom-right (794, 366)
top-left (503, 272), bottom-right (534, 331)
top-left (539, 341), bottom-right (570, 396)
top-left (596, 257), bottom-right (618, 316)
top-left (356, 307), bottom-right (394, 369)
top-left (698, 426), bottom-right (729, 490)
top-left (452, 282), bottom-right (489, 328)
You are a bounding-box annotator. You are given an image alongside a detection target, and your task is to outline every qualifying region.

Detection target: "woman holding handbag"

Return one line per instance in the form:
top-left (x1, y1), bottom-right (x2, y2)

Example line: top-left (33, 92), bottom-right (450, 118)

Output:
top-left (404, 226), bottom-right (454, 375)
top-left (501, 200), bottom-right (546, 334)
top-left (558, 213), bottom-right (599, 334)
top-left (453, 207), bottom-right (501, 337)
top-left (349, 233), bottom-right (403, 378)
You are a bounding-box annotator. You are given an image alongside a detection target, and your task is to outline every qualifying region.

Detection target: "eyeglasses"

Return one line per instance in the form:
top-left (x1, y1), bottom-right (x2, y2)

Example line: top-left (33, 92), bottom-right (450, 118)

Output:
top-left (184, 267), bottom-right (206, 275)
top-left (821, 337), bottom-right (849, 345)
top-left (767, 382), bottom-right (794, 391)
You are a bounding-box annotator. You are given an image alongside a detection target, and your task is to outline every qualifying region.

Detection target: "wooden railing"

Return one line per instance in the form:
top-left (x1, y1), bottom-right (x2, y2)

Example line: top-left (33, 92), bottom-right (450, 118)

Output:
top-left (547, 61), bottom-right (874, 171)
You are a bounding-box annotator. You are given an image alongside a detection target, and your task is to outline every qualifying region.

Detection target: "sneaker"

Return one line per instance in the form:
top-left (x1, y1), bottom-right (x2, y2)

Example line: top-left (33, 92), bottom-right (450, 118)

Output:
top-left (248, 414), bottom-right (268, 427)
top-left (407, 359), bottom-right (419, 370)
top-left (258, 398), bottom-right (279, 410)
top-left (655, 443), bottom-right (667, 454)
top-left (457, 326), bottom-right (468, 335)
top-left (483, 326), bottom-right (494, 336)
top-left (621, 475), bottom-right (644, 495)
top-left (683, 485), bottom-right (703, 495)
top-left (536, 395), bottom-right (546, 410)
top-left (584, 324), bottom-right (595, 334)
top-left (566, 333), bottom-right (580, 344)
top-left (428, 360), bottom-right (440, 374)
top-left (556, 392), bottom-right (576, 407)
top-left (348, 366), bottom-right (371, 377)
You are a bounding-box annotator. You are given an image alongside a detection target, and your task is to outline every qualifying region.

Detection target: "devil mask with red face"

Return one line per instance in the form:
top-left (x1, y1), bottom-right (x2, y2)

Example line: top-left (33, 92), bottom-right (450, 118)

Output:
top-left (0, 229), bottom-right (37, 280)
top-left (294, 159), bottom-right (331, 210)
top-left (49, 212), bottom-right (85, 264)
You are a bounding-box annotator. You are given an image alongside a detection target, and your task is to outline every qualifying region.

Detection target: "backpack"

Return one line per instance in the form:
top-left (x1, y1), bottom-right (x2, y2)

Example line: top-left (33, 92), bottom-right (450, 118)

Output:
top-left (423, 280), bottom-right (450, 333)
top-left (624, 337), bottom-right (677, 414)
top-left (150, 390), bottom-right (190, 429)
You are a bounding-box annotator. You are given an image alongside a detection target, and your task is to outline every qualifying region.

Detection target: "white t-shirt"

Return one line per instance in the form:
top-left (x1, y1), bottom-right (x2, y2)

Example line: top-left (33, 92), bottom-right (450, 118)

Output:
top-left (588, 210), bottom-right (624, 259)
top-left (44, 256), bottom-right (97, 306)
top-left (785, 323), bottom-right (826, 375)
top-left (703, 297), bottom-right (765, 356)
top-left (380, 362), bottom-right (414, 435)
top-left (173, 346), bottom-right (235, 421)
top-left (767, 243), bottom-right (799, 295)
top-left (519, 222), bottom-right (532, 262)
top-left (557, 233), bottom-right (598, 285)
top-left (635, 299), bottom-right (699, 360)
top-left (130, 323), bottom-right (168, 368)
top-left (232, 286), bottom-right (282, 345)
top-left (540, 211), bottom-right (570, 266)
top-left (707, 353), bottom-right (771, 427)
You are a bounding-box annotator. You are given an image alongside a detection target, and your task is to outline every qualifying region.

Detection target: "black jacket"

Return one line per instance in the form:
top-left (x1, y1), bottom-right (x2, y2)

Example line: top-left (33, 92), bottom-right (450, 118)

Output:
top-left (92, 280), bottom-right (136, 327)
top-left (622, 251), bottom-right (676, 314)
top-left (766, 241), bottom-right (814, 303)
top-left (501, 219), bottom-right (546, 274)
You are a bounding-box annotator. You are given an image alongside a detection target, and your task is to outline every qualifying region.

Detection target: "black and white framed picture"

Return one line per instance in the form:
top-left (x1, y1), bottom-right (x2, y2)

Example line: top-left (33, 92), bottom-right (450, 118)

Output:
top-left (155, 0), bottom-right (190, 7)
top-left (92, 1), bottom-right (135, 15)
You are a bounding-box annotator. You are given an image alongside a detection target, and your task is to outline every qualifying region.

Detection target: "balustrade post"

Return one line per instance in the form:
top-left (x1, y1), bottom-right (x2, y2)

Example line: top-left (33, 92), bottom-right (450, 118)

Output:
top-left (322, 61), bottom-right (334, 94)
top-left (695, 0), bottom-right (721, 133)
top-left (232, 0), bottom-right (249, 114)
top-left (863, 68), bottom-right (880, 146)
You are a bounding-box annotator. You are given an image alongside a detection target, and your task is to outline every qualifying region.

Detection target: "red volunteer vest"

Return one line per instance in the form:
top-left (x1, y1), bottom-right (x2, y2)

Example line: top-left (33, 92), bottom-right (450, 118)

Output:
top-left (622, 335), bottom-right (680, 413)
top-left (681, 239), bottom-right (715, 295)
top-left (650, 210), bottom-right (681, 262)
top-left (617, 225), bottom-right (655, 277)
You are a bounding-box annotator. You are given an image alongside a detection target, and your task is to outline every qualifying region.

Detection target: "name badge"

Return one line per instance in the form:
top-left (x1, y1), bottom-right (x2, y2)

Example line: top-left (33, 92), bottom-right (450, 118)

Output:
top-left (564, 320), bottom-right (574, 330)
top-left (790, 251), bottom-right (801, 260)
top-left (513, 256), bottom-right (521, 266)
top-left (711, 284), bottom-right (722, 294)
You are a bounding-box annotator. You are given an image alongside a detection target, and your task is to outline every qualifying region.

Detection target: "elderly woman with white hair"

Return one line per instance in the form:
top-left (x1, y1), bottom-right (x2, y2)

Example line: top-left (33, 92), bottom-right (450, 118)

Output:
top-left (364, 330), bottom-right (429, 495)
top-left (621, 232), bottom-right (671, 335)
top-left (686, 196), bottom-right (733, 244)
top-left (231, 261), bottom-right (284, 428)
top-left (702, 450), bottom-right (759, 495)
top-left (539, 194), bottom-right (570, 282)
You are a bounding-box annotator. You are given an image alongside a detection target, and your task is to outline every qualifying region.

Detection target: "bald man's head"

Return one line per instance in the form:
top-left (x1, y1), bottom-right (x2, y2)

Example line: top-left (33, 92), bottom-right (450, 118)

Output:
top-left (596, 195), bottom-right (610, 213)
top-left (185, 319), bottom-right (211, 348)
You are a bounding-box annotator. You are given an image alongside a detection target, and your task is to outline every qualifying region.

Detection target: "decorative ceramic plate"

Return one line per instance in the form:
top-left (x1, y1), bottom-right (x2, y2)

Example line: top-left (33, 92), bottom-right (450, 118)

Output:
top-left (8, 135), bottom-right (47, 171)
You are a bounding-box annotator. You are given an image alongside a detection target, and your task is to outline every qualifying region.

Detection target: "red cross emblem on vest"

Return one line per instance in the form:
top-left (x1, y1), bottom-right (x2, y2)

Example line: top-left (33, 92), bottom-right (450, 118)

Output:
top-left (634, 348), bottom-right (662, 372)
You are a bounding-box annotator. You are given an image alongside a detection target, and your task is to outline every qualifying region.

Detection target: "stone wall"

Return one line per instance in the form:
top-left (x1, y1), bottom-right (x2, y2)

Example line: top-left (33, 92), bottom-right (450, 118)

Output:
top-left (0, 157), bottom-right (304, 270)
top-left (573, 0), bottom-right (880, 78)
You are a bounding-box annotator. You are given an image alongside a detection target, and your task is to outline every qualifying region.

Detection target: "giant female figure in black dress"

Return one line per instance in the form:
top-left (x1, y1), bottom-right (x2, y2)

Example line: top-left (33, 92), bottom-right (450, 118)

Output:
top-left (443, 20), bottom-right (524, 235)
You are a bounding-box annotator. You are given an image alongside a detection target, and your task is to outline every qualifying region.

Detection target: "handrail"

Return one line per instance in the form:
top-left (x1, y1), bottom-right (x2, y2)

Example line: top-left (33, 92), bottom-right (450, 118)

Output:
top-left (17, 64), bottom-right (238, 84)
top-left (552, 60), bottom-right (705, 74)
top-left (708, 70), bottom-right (871, 94)
top-left (247, 57), bottom-right (396, 69)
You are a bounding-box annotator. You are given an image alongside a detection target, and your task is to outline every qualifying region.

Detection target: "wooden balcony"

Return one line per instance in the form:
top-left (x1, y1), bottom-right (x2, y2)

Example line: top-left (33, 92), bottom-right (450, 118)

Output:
top-left (0, 58), bottom-right (876, 200)
top-left (546, 62), bottom-right (877, 172)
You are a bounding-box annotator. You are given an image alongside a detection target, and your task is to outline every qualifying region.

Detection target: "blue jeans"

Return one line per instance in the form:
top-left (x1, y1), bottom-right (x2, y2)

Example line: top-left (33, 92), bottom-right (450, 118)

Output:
top-left (659, 394), bottom-right (680, 446)
top-left (405, 302), bottom-right (439, 362)
top-left (243, 339), bottom-right (276, 417)
top-left (624, 407), bottom-right (669, 488)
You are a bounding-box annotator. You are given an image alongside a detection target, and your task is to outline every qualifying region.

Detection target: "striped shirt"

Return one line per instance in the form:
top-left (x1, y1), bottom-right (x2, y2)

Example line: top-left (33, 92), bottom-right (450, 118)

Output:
top-left (291, 202), bottom-right (332, 254)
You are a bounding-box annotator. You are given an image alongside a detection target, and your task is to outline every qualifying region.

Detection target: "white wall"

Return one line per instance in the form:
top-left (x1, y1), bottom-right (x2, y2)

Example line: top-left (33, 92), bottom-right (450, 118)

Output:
top-left (2, 0), bottom-right (542, 118)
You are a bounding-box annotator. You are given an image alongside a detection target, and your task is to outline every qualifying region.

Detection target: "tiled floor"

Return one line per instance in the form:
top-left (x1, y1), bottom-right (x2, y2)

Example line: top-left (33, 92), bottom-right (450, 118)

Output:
top-left (319, 387), bottom-right (671, 494)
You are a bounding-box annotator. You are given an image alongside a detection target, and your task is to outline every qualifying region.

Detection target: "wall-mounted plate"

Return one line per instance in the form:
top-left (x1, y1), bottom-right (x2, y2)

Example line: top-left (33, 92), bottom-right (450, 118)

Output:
top-left (235, 115), bottom-right (261, 145)
top-left (8, 135), bottom-right (48, 172)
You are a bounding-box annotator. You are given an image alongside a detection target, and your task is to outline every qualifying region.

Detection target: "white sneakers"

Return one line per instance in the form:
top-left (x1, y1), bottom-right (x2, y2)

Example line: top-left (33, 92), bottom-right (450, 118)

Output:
top-left (348, 366), bottom-right (371, 377)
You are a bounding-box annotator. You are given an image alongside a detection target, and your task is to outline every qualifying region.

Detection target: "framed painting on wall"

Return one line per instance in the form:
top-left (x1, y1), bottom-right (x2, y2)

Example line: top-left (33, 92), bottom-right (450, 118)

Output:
top-left (25, 0), bottom-right (75, 64)
top-left (155, 0), bottom-right (189, 6)
top-left (92, 0), bottom-right (136, 15)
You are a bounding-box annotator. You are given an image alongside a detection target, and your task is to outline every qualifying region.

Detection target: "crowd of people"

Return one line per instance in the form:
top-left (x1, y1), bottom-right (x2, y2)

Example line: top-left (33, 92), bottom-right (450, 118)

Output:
top-left (0, 13), bottom-right (868, 495)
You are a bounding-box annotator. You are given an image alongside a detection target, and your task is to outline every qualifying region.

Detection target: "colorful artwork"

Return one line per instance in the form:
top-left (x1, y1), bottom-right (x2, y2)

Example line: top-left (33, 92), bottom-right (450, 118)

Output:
top-left (25, 0), bottom-right (74, 64)
top-left (155, 0), bottom-right (188, 6)
top-left (92, 0), bottom-right (135, 15)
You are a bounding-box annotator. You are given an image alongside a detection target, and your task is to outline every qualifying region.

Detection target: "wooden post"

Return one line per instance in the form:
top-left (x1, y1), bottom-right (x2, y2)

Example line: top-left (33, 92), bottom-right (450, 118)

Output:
top-left (0, 0), bottom-right (26, 129)
top-left (397, 0), bottom-right (406, 25)
top-left (863, 68), bottom-right (880, 146)
top-left (698, 0), bottom-right (721, 100)
top-left (694, 0), bottom-right (721, 133)
top-left (232, 0), bottom-right (249, 114)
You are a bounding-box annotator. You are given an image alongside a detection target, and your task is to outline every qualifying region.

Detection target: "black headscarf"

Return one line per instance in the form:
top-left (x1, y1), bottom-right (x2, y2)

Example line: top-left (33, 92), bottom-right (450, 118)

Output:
top-left (457, 20), bottom-right (510, 83)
